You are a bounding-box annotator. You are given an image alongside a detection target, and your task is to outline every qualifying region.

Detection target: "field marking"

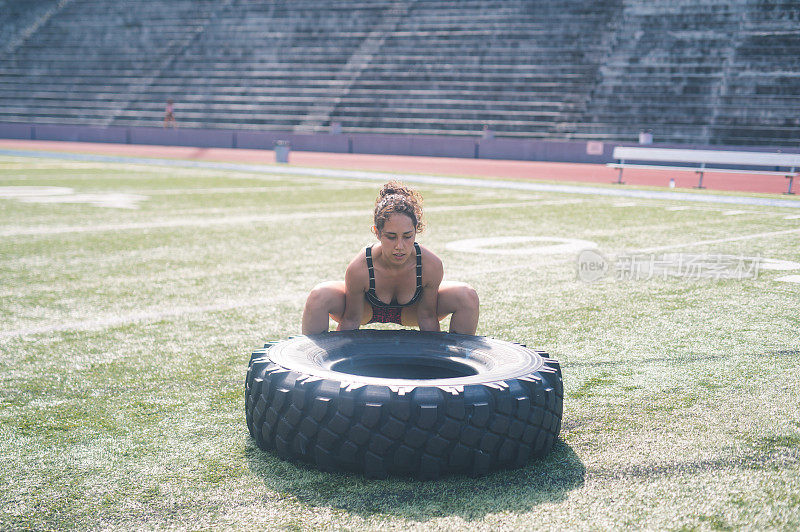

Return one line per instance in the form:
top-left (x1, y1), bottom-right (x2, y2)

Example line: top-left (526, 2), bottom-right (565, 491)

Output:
top-left (4, 222), bottom-right (797, 338)
top-left (0, 168), bottom-right (322, 183)
top-left (0, 200), bottom-right (545, 237)
top-left (657, 203), bottom-right (792, 218)
top-left (753, 258), bottom-right (800, 271)
top-left (135, 183), bottom-right (371, 195)
top-left (0, 185), bottom-right (147, 209)
top-left (19, 192), bottom-right (146, 209)
top-left (3, 148), bottom-right (800, 209)
top-left (430, 199), bottom-right (581, 212)
top-left (0, 257), bottom-right (321, 297)
top-left (621, 200), bottom-right (797, 219)
top-left (0, 209), bottom-right (365, 237)
top-left (636, 228), bottom-right (800, 253)
top-left (0, 294), bottom-right (301, 341)
top-left (0, 186), bottom-right (73, 197)
top-left (447, 236), bottom-right (597, 255)
top-left (448, 226), bottom-right (800, 279)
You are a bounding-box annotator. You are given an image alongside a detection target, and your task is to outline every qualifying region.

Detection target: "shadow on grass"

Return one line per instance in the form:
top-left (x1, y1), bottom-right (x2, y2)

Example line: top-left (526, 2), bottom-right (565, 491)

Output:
top-left (246, 438), bottom-right (585, 521)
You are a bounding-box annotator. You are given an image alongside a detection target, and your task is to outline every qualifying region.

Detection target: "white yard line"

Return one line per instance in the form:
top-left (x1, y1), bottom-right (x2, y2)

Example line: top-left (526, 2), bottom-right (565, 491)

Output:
top-left (138, 183), bottom-right (370, 195)
top-left (5, 148), bottom-right (799, 337)
top-left (0, 200), bottom-right (546, 237)
top-left (0, 208), bottom-right (366, 237)
top-left (0, 260), bottom-right (313, 297)
top-left (627, 201), bottom-right (790, 219)
top-left (0, 294), bottom-right (300, 341)
top-left (1, 199), bottom-right (554, 336)
top-left (635, 228), bottom-right (800, 253)
top-left (428, 200), bottom-right (581, 212)
top-left (5, 220), bottom-right (797, 339)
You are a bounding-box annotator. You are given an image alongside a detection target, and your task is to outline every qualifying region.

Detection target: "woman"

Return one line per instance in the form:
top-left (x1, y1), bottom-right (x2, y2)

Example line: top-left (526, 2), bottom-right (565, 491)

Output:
top-left (302, 181), bottom-right (479, 335)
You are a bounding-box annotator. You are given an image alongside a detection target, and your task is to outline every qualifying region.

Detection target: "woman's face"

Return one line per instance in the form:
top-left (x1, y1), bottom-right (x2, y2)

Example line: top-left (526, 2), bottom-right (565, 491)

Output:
top-left (376, 213), bottom-right (416, 265)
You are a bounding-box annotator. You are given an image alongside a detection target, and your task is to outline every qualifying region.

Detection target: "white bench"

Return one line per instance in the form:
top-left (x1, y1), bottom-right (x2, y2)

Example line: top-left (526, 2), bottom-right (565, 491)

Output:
top-left (608, 147), bottom-right (799, 194)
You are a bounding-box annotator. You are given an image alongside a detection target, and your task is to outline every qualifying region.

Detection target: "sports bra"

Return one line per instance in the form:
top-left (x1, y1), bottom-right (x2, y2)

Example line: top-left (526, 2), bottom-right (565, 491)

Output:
top-left (365, 242), bottom-right (423, 308)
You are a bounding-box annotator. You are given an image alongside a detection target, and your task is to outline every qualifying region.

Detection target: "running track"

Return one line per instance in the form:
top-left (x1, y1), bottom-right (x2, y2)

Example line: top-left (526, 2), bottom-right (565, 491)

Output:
top-left (1, 138), bottom-right (797, 196)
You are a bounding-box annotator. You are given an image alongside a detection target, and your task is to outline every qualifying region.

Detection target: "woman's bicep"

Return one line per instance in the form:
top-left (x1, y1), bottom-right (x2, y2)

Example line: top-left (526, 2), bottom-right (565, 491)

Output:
top-left (343, 286), bottom-right (364, 319)
top-left (417, 261), bottom-right (443, 318)
top-left (341, 263), bottom-right (366, 323)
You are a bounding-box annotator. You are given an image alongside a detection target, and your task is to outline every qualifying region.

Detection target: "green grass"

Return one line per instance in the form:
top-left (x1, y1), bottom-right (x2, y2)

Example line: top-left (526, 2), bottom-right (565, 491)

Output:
top-left (1, 153), bottom-right (799, 530)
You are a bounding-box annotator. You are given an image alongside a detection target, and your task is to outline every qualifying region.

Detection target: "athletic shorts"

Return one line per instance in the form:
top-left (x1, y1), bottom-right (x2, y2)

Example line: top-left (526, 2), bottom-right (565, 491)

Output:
top-left (368, 305), bottom-right (402, 324)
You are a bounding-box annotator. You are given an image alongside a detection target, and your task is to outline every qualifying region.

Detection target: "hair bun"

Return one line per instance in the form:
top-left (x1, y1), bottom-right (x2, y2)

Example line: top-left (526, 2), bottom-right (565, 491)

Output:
top-left (380, 181), bottom-right (411, 198)
top-left (373, 180), bottom-right (425, 233)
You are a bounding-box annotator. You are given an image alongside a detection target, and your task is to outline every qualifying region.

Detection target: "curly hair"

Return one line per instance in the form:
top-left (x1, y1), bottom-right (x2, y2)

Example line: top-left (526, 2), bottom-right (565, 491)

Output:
top-left (373, 180), bottom-right (425, 234)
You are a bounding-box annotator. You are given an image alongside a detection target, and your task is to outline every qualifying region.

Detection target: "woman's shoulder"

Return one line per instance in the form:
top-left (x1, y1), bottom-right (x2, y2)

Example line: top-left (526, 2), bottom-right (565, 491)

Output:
top-left (417, 244), bottom-right (443, 279)
top-left (417, 243), bottom-right (441, 261)
top-left (346, 247), bottom-right (370, 268)
top-left (344, 247), bottom-right (369, 285)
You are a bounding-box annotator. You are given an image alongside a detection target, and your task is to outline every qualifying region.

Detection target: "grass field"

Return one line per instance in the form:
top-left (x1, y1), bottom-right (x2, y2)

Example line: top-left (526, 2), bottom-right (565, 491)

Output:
top-left (1, 151), bottom-right (799, 530)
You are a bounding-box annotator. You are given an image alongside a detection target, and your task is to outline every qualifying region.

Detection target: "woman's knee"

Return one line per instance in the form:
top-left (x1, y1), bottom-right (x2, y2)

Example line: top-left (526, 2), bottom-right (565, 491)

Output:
top-left (438, 282), bottom-right (479, 314)
top-left (453, 284), bottom-right (479, 318)
top-left (305, 282), bottom-right (345, 314)
top-left (461, 284), bottom-right (479, 311)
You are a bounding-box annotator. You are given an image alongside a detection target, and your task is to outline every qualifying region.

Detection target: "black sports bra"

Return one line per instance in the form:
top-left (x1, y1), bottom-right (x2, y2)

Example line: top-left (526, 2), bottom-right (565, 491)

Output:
top-left (364, 242), bottom-right (423, 308)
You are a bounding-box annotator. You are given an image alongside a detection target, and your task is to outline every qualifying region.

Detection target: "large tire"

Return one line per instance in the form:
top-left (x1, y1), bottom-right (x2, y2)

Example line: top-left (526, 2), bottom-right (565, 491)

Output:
top-left (244, 330), bottom-right (562, 479)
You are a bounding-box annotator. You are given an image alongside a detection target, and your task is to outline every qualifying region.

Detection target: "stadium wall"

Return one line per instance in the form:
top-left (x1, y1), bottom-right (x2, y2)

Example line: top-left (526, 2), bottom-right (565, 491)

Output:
top-left (2, 122), bottom-right (799, 163)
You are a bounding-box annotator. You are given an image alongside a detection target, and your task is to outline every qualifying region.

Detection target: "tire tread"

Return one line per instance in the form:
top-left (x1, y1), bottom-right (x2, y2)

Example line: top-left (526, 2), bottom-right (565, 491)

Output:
top-left (244, 333), bottom-right (563, 479)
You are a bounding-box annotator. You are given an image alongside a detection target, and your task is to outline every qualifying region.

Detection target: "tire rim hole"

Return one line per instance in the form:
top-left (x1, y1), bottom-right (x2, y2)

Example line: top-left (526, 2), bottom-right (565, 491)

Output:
top-left (330, 355), bottom-right (479, 380)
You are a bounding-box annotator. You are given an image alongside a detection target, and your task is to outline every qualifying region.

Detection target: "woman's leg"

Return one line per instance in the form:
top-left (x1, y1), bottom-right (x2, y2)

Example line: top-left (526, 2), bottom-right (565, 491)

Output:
top-left (301, 281), bottom-right (346, 334)
top-left (401, 281), bottom-right (480, 334)
top-left (436, 281), bottom-right (480, 335)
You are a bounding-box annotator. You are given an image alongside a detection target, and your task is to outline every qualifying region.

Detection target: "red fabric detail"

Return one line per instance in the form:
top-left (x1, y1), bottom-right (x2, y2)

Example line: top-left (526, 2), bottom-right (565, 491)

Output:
top-left (368, 305), bottom-right (402, 324)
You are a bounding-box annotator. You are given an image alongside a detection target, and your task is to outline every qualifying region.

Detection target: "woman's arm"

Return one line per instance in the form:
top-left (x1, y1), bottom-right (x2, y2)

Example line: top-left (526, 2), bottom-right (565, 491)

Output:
top-left (415, 248), bottom-right (444, 332)
top-left (337, 255), bottom-right (367, 330)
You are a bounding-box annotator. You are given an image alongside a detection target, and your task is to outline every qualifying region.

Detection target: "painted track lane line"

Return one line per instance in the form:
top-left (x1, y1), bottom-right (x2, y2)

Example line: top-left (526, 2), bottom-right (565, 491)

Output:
top-left (3, 148), bottom-right (800, 209)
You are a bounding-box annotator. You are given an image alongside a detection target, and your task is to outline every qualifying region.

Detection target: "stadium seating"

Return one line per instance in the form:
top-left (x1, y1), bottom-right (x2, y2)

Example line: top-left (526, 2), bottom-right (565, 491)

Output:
top-left (0, 0), bottom-right (797, 146)
top-left (571, 0), bottom-right (800, 146)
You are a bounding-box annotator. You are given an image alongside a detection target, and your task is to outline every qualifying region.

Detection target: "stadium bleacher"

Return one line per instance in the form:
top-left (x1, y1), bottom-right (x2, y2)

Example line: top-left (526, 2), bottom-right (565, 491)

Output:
top-left (0, 0), bottom-right (798, 146)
